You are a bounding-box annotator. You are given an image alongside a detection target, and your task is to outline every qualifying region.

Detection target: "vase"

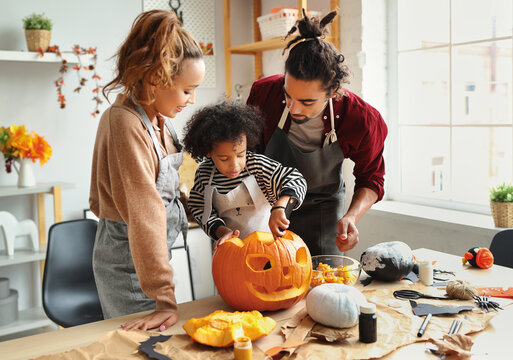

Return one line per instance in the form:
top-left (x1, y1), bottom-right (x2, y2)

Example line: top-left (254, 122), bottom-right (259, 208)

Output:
top-left (16, 158), bottom-right (36, 188)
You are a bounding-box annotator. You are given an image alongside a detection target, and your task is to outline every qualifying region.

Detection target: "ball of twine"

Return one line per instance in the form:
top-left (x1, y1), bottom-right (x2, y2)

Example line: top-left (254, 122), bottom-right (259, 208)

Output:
top-left (446, 280), bottom-right (477, 300)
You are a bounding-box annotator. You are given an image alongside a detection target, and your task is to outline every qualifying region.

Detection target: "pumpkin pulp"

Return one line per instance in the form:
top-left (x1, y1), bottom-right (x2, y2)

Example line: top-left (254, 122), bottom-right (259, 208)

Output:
top-left (183, 310), bottom-right (276, 347)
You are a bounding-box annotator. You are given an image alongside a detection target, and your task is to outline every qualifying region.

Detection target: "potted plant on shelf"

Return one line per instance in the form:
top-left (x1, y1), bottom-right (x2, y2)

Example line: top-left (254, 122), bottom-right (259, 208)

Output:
top-left (22, 13), bottom-right (53, 52)
top-left (489, 182), bottom-right (513, 228)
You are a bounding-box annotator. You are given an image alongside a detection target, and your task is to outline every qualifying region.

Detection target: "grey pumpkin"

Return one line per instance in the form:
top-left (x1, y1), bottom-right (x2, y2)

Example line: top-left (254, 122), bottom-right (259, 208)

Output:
top-left (360, 241), bottom-right (415, 282)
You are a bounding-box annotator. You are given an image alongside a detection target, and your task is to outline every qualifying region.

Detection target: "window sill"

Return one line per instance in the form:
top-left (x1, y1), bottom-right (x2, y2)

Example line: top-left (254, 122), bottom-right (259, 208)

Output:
top-left (369, 201), bottom-right (499, 234)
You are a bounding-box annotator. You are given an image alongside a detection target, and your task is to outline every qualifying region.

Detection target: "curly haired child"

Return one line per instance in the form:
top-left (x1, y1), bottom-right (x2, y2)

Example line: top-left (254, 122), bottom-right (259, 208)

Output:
top-left (183, 102), bottom-right (307, 246)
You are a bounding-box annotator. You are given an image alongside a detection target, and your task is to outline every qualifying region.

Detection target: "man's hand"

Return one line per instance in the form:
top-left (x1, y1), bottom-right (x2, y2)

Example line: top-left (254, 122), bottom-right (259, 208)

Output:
top-left (269, 207), bottom-right (289, 239)
top-left (121, 309), bottom-right (178, 331)
top-left (336, 215), bottom-right (359, 252)
top-left (335, 187), bottom-right (377, 252)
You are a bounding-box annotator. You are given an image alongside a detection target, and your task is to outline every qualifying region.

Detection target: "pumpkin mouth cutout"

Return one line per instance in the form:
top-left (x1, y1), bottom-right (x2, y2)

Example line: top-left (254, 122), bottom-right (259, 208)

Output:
top-left (246, 282), bottom-right (310, 301)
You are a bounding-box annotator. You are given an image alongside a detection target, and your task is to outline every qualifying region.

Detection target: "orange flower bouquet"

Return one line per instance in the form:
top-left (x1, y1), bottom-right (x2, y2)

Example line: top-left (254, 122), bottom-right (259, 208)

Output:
top-left (0, 125), bottom-right (52, 173)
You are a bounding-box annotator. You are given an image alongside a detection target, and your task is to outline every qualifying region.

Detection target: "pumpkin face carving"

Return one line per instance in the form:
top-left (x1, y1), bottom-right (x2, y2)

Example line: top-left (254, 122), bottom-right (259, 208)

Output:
top-left (212, 230), bottom-right (312, 311)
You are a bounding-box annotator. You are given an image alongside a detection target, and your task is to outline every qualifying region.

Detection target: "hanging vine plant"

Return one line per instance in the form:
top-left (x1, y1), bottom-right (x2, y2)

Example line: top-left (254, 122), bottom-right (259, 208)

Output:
top-left (37, 45), bottom-right (103, 117)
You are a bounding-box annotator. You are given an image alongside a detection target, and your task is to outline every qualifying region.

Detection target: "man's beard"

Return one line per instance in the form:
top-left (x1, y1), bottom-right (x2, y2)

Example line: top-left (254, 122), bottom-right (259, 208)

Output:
top-left (290, 114), bottom-right (312, 124)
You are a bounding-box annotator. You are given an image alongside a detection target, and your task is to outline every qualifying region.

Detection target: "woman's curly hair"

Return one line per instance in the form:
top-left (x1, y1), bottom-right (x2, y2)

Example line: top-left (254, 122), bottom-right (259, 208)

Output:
top-left (103, 10), bottom-right (202, 105)
top-left (183, 102), bottom-right (263, 162)
top-left (283, 9), bottom-right (350, 98)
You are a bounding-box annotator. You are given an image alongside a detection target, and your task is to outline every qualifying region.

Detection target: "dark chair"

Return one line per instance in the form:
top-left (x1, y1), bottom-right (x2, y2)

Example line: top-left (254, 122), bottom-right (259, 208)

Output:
top-left (42, 219), bottom-right (104, 327)
top-left (489, 229), bottom-right (513, 268)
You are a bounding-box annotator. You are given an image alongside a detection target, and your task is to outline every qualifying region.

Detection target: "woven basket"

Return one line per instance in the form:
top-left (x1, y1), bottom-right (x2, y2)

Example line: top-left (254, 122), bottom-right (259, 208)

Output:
top-left (490, 201), bottom-right (513, 228)
top-left (257, 8), bottom-right (322, 40)
top-left (25, 29), bottom-right (51, 52)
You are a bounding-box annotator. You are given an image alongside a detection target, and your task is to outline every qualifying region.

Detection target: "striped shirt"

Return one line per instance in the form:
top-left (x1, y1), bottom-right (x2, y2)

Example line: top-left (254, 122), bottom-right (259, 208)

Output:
top-left (188, 151), bottom-right (307, 238)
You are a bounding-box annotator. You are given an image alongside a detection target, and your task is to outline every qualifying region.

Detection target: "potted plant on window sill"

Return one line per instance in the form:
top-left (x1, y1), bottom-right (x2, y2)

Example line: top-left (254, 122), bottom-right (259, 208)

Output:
top-left (490, 182), bottom-right (513, 228)
top-left (22, 13), bottom-right (52, 52)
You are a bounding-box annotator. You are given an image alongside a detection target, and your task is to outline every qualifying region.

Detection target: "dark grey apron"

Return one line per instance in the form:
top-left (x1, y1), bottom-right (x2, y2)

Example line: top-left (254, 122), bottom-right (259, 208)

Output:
top-left (264, 99), bottom-right (345, 256)
top-left (93, 105), bottom-right (188, 318)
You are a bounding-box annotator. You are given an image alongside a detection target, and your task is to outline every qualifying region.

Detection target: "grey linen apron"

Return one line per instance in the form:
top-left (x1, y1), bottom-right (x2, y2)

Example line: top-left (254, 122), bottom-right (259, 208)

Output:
top-left (264, 98), bottom-right (345, 255)
top-left (92, 105), bottom-right (188, 318)
top-left (201, 167), bottom-right (272, 239)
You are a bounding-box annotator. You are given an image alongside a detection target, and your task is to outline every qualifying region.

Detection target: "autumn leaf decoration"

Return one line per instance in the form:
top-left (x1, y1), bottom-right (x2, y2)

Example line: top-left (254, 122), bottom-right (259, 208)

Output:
top-left (38, 45), bottom-right (103, 117)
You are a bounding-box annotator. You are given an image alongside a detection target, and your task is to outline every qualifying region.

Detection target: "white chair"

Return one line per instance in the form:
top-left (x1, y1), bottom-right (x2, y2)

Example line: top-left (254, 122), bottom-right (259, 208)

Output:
top-left (0, 211), bottom-right (39, 256)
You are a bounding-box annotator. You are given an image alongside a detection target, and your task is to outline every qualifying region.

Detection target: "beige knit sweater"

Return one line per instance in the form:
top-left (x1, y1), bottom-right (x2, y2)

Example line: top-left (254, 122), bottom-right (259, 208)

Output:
top-left (90, 94), bottom-right (178, 312)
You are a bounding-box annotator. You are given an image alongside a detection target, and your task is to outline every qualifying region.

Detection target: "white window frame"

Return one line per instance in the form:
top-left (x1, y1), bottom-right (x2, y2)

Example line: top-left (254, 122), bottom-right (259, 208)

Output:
top-left (386, 0), bottom-right (513, 215)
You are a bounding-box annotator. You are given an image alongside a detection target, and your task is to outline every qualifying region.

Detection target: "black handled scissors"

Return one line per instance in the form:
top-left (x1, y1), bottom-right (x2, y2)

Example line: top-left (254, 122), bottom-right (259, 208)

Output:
top-left (393, 289), bottom-right (451, 301)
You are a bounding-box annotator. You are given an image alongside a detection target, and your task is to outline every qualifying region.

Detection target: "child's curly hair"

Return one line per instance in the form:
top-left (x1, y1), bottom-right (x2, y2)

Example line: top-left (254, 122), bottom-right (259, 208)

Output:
top-left (183, 102), bottom-right (263, 162)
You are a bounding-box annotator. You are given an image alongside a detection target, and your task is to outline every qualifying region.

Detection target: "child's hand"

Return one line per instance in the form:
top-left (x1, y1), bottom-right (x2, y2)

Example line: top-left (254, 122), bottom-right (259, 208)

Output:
top-left (213, 229), bottom-right (240, 251)
top-left (269, 208), bottom-right (290, 239)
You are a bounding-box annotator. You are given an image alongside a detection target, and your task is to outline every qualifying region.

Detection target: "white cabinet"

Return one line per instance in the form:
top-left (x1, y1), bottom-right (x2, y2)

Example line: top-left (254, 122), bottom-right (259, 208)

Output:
top-left (170, 225), bottom-right (215, 304)
top-left (0, 251), bottom-right (53, 338)
top-left (0, 183), bottom-right (72, 339)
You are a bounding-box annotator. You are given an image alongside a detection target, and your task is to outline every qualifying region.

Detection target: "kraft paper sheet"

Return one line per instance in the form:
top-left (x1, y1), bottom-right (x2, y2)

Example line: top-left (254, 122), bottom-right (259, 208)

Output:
top-left (32, 281), bottom-right (510, 360)
top-left (32, 328), bottom-right (268, 360)
top-left (278, 282), bottom-right (500, 360)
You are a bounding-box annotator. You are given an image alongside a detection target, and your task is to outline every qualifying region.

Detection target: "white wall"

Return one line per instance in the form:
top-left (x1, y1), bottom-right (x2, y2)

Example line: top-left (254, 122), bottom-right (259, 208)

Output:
top-left (0, 0), bottom-right (227, 227)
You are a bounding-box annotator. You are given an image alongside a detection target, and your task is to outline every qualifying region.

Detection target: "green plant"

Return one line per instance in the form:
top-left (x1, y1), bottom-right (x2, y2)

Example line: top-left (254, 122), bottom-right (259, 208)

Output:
top-left (22, 13), bottom-right (53, 31)
top-left (489, 182), bottom-right (513, 202)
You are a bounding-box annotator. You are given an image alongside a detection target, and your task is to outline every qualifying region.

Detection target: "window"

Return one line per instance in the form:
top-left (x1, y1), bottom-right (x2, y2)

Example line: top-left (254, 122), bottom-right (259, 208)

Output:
top-left (388, 0), bottom-right (513, 213)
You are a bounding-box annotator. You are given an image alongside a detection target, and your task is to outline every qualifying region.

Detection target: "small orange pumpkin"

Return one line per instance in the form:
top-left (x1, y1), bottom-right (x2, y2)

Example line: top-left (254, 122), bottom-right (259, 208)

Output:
top-left (212, 230), bottom-right (312, 311)
top-left (183, 310), bottom-right (276, 347)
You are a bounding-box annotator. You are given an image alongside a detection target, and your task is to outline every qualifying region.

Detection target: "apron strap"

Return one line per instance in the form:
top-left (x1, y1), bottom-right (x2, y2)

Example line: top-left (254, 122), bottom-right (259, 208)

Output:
top-left (242, 173), bottom-right (268, 209)
top-left (278, 98), bottom-right (338, 148)
top-left (201, 167), bottom-right (217, 225)
top-left (277, 102), bottom-right (289, 130)
top-left (164, 119), bottom-right (182, 152)
top-left (323, 98), bottom-right (338, 147)
top-left (134, 103), bottom-right (164, 160)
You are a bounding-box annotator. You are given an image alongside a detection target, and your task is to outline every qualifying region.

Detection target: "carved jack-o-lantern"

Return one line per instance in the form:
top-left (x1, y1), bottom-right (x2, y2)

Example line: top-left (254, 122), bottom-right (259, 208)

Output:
top-left (212, 230), bottom-right (312, 311)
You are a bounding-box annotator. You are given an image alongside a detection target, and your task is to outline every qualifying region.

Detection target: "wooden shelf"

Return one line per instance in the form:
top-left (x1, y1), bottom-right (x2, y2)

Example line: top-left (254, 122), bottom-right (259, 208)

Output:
top-left (0, 50), bottom-right (94, 64)
top-left (0, 307), bottom-right (54, 337)
top-left (0, 182), bottom-right (73, 198)
top-left (229, 36), bottom-right (336, 54)
top-left (0, 182), bottom-right (73, 338)
top-left (0, 249), bottom-right (46, 267)
top-left (224, 0), bottom-right (339, 97)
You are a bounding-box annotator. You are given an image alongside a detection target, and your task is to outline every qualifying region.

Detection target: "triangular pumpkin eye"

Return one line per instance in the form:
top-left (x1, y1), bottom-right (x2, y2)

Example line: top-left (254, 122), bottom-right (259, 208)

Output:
top-left (247, 255), bottom-right (273, 271)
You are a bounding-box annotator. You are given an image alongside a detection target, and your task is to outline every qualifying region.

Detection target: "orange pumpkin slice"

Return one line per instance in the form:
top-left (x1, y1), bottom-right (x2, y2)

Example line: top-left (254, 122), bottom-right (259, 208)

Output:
top-left (183, 310), bottom-right (277, 347)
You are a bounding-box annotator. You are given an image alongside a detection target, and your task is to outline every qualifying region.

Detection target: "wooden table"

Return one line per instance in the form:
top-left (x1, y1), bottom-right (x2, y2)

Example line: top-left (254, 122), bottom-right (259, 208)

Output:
top-left (1, 248), bottom-right (512, 360)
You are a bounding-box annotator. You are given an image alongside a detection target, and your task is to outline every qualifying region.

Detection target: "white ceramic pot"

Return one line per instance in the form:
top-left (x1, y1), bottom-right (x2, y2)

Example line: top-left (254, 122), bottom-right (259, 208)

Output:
top-left (17, 158), bottom-right (36, 188)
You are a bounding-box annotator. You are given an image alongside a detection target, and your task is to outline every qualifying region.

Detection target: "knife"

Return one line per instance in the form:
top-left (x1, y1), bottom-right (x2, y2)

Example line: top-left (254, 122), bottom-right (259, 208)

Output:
top-left (278, 197), bottom-right (297, 232)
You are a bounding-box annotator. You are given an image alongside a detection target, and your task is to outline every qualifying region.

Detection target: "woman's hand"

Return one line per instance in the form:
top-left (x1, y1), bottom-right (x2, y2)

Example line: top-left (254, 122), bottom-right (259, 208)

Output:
top-left (121, 309), bottom-right (178, 331)
top-left (269, 207), bottom-right (289, 239)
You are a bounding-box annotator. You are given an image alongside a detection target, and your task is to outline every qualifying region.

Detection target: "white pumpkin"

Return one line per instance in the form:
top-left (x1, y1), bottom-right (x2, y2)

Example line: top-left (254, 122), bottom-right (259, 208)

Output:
top-left (306, 283), bottom-right (367, 328)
